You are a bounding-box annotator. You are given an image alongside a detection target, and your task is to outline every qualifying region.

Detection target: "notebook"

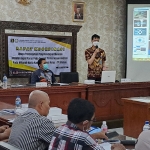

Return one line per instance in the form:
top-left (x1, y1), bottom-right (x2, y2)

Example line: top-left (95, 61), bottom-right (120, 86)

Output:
top-left (101, 71), bottom-right (116, 83)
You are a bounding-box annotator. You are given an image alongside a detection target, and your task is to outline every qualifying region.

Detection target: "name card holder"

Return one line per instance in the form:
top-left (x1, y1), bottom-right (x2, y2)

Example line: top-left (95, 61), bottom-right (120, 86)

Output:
top-left (121, 78), bottom-right (131, 83)
top-left (36, 82), bottom-right (47, 87)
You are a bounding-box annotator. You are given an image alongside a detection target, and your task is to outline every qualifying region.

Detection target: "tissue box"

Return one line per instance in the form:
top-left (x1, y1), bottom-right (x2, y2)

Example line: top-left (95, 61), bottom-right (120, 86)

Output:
top-left (49, 107), bottom-right (62, 116)
top-left (84, 80), bottom-right (95, 84)
top-left (47, 114), bottom-right (67, 127)
top-left (59, 114), bottom-right (67, 122)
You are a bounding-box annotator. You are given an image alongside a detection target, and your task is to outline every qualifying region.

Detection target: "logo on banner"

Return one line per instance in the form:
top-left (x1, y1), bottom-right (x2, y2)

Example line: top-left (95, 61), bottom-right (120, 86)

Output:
top-left (10, 39), bottom-right (14, 43)
top-left (15, 39), bottom-right (18, 43)
top-left (10, 39), bottom-right (18, 43)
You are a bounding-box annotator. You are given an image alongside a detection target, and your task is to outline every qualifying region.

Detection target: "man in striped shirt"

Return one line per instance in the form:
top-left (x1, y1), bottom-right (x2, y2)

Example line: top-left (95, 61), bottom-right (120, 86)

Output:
top-left (49, 98), bottom-right (125, 150)
top-left (8, 90), bottom-right (56, 150)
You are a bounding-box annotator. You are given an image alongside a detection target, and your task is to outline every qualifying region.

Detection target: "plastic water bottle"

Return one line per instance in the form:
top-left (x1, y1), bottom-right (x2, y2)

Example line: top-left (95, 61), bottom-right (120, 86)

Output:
top-left (2, 74), bottom-right (7, 89)
top-left (15, 96), bottom-right (22, 109)
top-left (101, 121), bottom-right (108, 132)
top-left (143, 121), bottom-right (150, 131)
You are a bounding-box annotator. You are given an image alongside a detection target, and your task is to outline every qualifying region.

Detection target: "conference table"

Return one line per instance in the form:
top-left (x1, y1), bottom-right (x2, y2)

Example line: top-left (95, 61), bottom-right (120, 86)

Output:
top-left (0, 102), bottom-right (15, 126)
top-left (87, 82), bottom-right (150, 121)
top-left (0, 84), bottom-right (87, 115)
top-left (0, 101), bottom-right (135, 149)
top-left (0, 82), bottom-right (150, 122)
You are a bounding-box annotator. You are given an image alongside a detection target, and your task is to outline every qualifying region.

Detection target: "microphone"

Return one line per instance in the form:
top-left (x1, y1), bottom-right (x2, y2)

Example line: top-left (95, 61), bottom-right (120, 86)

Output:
top-left (95, 45), bottom-right (98, 49)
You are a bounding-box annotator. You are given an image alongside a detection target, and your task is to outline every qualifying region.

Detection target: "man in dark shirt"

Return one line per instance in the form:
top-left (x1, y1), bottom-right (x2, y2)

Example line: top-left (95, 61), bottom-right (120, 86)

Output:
top-left (74, 5), bottom-right (83, 20)
top-left (31, 58), bottom-right (56, 84)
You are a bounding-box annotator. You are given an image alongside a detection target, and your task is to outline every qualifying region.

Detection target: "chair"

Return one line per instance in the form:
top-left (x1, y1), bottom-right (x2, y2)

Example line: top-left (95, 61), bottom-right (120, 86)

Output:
top-left (0, 141), bottom-right (20, 150)
top-left (59, 72), bottom-right (79, 83)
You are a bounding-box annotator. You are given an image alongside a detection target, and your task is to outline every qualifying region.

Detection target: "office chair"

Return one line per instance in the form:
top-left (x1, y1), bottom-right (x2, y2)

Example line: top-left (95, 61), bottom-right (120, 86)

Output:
top-left (59, 72), bottom-right (79, 83)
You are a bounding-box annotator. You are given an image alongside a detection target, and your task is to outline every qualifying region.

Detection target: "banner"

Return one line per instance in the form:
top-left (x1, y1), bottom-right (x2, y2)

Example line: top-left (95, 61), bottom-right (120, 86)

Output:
top-left (7, 36), bottom-right (71, 76)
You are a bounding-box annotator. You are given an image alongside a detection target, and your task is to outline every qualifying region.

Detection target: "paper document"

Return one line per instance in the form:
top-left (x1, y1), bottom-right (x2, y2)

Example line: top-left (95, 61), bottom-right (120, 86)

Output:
top-left (1, 109), bottom-right (15, 114)
top-left (99, 142), bottom-right (111, 150)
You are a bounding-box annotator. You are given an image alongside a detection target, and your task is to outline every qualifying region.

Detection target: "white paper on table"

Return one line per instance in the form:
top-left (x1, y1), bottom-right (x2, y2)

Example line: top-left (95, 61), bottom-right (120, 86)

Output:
top-left (57, 83), bottom-right (69, 86)
top-left (15, 108), bottom-right (28, 115)
top-left (1, 109), bottom-right (15, 114)
top-left (99, 142), bottom-right (111, 150)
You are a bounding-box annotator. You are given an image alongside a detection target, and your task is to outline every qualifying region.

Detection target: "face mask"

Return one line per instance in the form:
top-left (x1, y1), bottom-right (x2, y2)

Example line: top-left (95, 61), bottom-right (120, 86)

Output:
top-left (43, 63), bottom-right (49, 70)
top-left (93, 41), bottom-right (99, 47)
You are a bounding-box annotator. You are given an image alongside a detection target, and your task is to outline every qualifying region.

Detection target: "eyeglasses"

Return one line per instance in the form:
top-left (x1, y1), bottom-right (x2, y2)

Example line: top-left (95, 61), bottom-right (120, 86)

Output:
top-left (90, 118), bottom-right (96, 122)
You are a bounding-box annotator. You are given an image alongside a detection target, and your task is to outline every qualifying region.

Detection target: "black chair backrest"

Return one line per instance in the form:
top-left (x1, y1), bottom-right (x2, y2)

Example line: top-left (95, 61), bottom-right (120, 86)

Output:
top-left (60, 72), bottom-right (79, 83)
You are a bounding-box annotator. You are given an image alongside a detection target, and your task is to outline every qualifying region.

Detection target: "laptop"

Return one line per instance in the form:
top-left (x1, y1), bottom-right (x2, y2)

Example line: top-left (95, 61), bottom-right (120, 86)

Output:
top-left (101, 71), bottom-right (116, 83)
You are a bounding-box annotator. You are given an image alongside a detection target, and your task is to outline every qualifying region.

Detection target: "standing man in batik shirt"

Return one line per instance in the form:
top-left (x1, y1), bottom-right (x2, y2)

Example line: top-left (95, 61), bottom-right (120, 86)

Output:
top-left (85, 34), bottom-right (106, 81)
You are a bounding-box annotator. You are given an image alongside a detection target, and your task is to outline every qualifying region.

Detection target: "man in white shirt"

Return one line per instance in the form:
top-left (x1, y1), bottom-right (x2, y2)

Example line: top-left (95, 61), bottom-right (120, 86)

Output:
top-left (135, 130), bottom-right (150, 150)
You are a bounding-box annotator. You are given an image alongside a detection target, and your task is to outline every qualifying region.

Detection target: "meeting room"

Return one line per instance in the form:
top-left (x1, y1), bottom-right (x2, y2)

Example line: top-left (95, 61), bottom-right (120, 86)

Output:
top-left (0, 0), bottom-right (150, 149)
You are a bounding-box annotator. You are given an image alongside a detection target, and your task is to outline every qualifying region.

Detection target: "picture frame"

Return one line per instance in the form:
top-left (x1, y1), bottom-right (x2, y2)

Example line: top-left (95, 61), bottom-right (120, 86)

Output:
top-left (72, 1), bottom-right (85, 22)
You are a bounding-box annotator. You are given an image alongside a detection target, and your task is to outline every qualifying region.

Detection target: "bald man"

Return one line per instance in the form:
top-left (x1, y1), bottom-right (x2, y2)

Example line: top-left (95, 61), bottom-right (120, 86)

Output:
top-left (8, 90), bottom-right (56, 150)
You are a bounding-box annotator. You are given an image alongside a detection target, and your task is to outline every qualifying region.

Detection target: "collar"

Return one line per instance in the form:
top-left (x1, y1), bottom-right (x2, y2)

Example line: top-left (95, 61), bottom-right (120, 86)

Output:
top-left (26, 108), bottom-right (39, 115)
top-left (39, 68), bottom-right (49, 73)
top-left (66, 121), bottom-right (78, 129)
top-left (66, 121), bottom-right (84, 132)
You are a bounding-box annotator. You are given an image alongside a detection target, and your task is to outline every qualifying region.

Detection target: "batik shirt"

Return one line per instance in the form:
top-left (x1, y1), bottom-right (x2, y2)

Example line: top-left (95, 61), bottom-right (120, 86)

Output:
top-left (85, 46), bottom-right (106, 78)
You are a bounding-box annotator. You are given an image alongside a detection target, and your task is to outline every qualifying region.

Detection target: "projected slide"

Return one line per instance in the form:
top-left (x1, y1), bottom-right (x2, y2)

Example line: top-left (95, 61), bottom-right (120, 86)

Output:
top-left (133, 8), bottom-right (150, 61)
top-left (127, 4), bottom-right (150, 82)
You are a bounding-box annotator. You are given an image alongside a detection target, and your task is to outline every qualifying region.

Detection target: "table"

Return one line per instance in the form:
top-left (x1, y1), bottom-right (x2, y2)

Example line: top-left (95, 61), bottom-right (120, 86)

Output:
top-left (0, 84), bottom-right (87, 114)
top-left (123, 97), bottom-right (150, 138)
top-left (87, 82), bottom-right (150, 121)
top-left (0, 102), bottom-right (135, 149)
top-left (1, 82), bottom-right (150, 122)
top-left (0, 102), bottom-right (15, 126)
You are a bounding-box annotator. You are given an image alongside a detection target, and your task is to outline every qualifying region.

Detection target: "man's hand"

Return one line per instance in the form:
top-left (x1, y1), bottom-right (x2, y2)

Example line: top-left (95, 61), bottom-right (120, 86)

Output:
top-left (40, 78), bottom-right (47, 82)
top-left (0, 125), bottom-right (9, 133)
top-left (94, 48), bottom-right (99, 55)
top-left (111, 144), bottom-right (126, 150)
top-left (0, 127), bottom-right (11, 140)
top-left (103, 66), bottom-right (108, 71)
top-left (91, 130), bottom-right (108, 140)
top-left (3, 128), bottom-right (11, 138)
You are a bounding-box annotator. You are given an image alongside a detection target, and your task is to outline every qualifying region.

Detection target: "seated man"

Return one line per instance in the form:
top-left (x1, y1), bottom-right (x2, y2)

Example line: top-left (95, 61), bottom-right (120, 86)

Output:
top-left (31, 58), bottom-right (56, 84)
top-left (49, 98), bottom-right (125, 150)
top-left (8, 90), bottom-right (56, 150)
top-left (0, 125), bottom-right (11, 141)
top-left (135, 130), bottom-right (150, 150)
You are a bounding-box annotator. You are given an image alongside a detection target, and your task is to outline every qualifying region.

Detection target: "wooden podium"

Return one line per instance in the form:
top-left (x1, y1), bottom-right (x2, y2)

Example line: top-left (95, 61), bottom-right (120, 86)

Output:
top-left (123, 97), bottom-right (150, 138)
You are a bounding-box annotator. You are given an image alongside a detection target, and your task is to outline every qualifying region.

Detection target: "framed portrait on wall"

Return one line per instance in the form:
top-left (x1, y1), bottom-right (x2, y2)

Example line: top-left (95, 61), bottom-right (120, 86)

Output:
top-left (72, 1), bottom-right (85, 22)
